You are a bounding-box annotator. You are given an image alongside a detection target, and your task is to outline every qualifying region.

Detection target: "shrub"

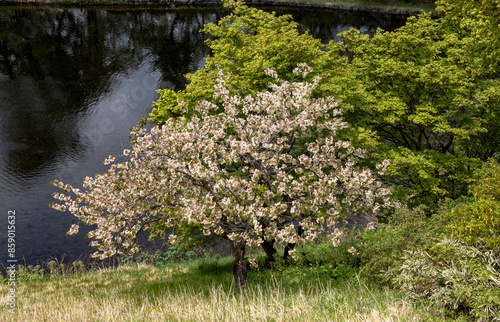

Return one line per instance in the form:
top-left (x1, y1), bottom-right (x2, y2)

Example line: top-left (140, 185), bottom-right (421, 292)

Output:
top-left (305, 238), bottom-right (362, 268)
top-left (395, 238), bottom-right (500, 320)
top-left (447, 160), bottom-right (500, 249)
top-left (357, 204), bottom-right (449, 286)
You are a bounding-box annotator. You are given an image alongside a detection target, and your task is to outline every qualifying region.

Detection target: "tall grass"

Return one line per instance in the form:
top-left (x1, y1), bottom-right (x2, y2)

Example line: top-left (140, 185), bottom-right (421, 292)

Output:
top-left (0, 255), bottom-right (437, 321)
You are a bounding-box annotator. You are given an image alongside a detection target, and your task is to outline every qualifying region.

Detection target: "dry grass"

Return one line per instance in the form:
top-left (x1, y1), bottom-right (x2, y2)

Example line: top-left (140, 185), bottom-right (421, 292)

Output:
top-left (0, 258), bottom-right (431, 321)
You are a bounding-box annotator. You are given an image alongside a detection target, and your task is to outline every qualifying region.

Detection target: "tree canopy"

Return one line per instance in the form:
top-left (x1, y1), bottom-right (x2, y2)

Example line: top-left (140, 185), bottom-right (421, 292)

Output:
top-left (151, 0), bottom-right (500, 208)
top-left (335, 0), bottom-right (500, 206)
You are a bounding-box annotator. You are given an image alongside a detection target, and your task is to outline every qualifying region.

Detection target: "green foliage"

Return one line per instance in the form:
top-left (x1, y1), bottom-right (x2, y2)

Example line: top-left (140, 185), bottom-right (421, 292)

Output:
top-left (447, 160), bottom-right (500, 248)
top-left (251, 246), bottom-right (359, 286)
top-left (337, 4), bottom-right (500, 207)
top-left (149, 0), bottom-right (500, 209)
top-left (395, 239), bottom-right (500, 320)
top-left (118, 245), bottom-right (208, 266)
top-left (148, 0), bottom-right (324, 124)
top-left (357, 204), bottom-right (449, 286)
top-left (302, 235), bottom-right (362, 269)
top-left (149, 89), bottom-right (182, 121)
top-left (436, 0), bottom-right (500, 75)
top-left (246, 234), bottom-right (363, 285)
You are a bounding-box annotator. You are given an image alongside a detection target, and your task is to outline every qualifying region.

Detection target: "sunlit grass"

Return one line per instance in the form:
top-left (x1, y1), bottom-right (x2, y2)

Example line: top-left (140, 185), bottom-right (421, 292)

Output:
top-left (0, 256), bottom-right (440, 321)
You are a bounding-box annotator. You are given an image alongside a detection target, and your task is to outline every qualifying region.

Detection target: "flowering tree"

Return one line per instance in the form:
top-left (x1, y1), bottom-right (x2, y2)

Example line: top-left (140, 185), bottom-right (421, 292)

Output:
top-left (51, 65), bottom-right (396, 290)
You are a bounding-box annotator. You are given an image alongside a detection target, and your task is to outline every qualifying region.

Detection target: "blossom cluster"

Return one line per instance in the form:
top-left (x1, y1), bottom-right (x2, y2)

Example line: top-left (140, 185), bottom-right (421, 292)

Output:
top-left (50, 65), bottom-right (397, 260)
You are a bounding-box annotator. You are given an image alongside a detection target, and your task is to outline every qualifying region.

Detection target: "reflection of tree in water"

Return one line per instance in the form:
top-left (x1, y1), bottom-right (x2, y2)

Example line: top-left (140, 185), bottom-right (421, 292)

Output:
top-left (0, 8), bottom-right (223, 177)
top-left (0, 9), bottom-right (143, 176)
top-left (126, 9), bottom-right (224, 90)
top-left (271, 8), bottom-right (408, 43)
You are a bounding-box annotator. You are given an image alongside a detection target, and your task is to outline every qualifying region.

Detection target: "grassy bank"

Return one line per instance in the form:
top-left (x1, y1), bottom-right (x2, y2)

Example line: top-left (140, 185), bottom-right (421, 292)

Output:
top-left (0, 255), bottom-right (440, 321)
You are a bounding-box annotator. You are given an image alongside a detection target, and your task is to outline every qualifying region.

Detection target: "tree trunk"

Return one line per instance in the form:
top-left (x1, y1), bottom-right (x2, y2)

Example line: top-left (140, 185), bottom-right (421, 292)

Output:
top-left (229, 239), bottom-right (247, 291)
top-left (261, 239), bottom-right (278, 262)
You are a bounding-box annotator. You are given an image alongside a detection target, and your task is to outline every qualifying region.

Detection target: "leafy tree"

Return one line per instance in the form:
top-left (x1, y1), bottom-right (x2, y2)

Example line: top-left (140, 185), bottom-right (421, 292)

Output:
top-left (51, 67), bottom-right (395, 290)
top-left (149, 0), bottom-right (324, 123)
top-left (150, 0), bottom-right (500, 208)
top-left (333, 0), bottom-right (500, 207)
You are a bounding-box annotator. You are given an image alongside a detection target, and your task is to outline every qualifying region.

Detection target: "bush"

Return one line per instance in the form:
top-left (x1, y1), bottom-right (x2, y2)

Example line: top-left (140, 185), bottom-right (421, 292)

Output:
top-left (447, 160), bottom-right (500, 249)
top-left (355, 204), bottom-right (449, 286)
top-left (118, 245), bottom-right (207, 266)
top-left (248, 238), bottom-right (361, 285)
top-left (302, 233), bottom-right (362, 269)
top-left (395, 239), bottom-right (500, 320)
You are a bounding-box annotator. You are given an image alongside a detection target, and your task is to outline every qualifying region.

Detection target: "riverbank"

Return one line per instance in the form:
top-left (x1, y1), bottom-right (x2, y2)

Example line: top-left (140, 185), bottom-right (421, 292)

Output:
top-left (0, 0), bottom-right (438, 17)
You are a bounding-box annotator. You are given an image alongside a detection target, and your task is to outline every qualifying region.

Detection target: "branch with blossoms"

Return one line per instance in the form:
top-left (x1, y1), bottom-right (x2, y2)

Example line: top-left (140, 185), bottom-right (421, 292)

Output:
top-left (51, 63), bottom-right (398, 290)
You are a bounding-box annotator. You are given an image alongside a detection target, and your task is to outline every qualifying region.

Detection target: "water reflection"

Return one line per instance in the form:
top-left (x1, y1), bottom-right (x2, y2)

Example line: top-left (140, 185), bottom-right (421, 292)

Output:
top-left (0, 9), bottom-right (220, 178)
top-left (0, 7), bottom-right (406, 264)
top-left (275, 7), bottom-right (407, 43)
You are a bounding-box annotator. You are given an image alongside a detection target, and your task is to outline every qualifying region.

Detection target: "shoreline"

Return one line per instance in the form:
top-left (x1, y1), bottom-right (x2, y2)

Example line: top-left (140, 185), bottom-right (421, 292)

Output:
top-left (0, 0), bottom-right (439, 17)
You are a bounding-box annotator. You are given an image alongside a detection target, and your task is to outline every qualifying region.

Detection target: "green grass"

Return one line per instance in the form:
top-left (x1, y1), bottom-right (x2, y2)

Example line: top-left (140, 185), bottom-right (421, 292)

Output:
top-left (0, 255), bottom-right (442, 321)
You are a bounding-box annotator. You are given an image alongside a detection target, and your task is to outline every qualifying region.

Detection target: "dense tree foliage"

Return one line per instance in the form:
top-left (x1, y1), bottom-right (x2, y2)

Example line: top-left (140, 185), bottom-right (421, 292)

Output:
top-left (150, 1), bottom-right (324, 122)
top-left (151, 0), bottom-right (500, 208)
top-left (336, 0), bottom-right (500, 206)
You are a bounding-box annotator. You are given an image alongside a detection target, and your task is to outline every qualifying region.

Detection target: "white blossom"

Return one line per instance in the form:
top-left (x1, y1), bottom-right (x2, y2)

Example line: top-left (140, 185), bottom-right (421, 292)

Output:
top-left (348, 246), bottom-right (358, 255)
top-left (249, 258), bottom-right (258, 268)
top-left (50, 64), bottom-right (398, 260)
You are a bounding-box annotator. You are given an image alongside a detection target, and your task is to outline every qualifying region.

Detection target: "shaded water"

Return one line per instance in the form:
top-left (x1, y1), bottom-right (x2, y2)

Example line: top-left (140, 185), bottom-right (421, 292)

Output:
top-left (0, 6), bottom-right (408, 265)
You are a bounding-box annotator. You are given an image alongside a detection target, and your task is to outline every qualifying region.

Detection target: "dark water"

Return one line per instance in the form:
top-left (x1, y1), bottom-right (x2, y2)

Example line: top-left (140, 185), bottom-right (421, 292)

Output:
top-left (0, 6), bottom-right (407, 265)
